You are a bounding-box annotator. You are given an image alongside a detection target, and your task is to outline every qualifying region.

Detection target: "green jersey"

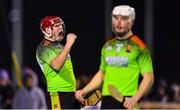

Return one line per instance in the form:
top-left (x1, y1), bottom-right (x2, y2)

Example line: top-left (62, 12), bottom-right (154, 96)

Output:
top-left (100, 35), bottom-right (153, 96)
top-left (36, 40), bottom-right (76, 92)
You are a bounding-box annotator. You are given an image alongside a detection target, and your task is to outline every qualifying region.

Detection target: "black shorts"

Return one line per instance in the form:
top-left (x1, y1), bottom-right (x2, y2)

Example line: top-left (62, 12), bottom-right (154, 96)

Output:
top-left (46, 92), bottom-right (80, 109)
top-left (101, 96), bottom-right (131, 109)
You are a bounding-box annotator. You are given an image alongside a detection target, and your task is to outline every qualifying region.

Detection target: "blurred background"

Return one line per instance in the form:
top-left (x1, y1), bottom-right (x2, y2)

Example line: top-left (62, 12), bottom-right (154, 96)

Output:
top-left (0, 0), bottom-right (180, 109)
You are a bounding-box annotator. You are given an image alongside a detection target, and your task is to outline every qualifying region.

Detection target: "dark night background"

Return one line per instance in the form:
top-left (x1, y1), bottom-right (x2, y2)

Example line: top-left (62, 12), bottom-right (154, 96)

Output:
top-left (0, 0), bottom-right (180, 89)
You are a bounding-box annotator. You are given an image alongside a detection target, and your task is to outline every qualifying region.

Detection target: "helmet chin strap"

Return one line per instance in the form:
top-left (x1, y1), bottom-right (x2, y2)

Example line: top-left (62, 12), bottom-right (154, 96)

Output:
top-left (44, 36), bottom-right (55, 42)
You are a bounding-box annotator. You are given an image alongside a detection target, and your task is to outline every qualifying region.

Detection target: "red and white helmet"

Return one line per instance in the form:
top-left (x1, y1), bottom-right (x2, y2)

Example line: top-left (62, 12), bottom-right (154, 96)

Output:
top-left (40, 16), bottom-right (66, 38)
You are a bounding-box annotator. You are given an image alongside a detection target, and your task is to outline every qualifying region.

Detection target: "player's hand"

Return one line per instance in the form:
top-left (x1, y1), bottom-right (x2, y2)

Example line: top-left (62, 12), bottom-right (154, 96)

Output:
top-left (75, 90), bottom-right (86, 105)
top-left (66, 33), bottom-right (77, 47)
top-left (123, 97), bottom-right (138, 109)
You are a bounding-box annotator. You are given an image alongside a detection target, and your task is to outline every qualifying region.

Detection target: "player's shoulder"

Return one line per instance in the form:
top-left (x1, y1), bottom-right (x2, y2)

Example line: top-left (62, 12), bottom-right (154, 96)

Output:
top-left (130, 35), bottom-right (146, 50)
top-left (104, 36), bottom-right (118, 46)
top-left (36, 41), bottom-right (52, 54)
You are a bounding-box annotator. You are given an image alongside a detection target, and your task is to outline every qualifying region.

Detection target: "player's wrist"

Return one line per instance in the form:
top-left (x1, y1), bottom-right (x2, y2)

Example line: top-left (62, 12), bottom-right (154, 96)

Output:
top-left (64, 44), bottom-right (72, 50)
top-left (82, 88), bottom-right (88, 97)
top-left (132, 94), bottom-right (140, 102)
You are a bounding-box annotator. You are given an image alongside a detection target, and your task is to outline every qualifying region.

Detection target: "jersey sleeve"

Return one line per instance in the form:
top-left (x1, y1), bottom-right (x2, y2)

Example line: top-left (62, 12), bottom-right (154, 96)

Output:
top-left (39, 47), bottom-right (57, 65)
top-left (137, 48), bottom-right (153, 74)
top-left (99, 45), bottom-right (106, 72)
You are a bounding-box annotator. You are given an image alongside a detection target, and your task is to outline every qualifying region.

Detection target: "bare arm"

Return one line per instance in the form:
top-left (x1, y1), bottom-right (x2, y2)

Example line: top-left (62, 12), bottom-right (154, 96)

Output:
top-left (133, 72), bottom-right (154, 101)
top-left (82, 70), bottom-right (104, 95)
top-left (75, 70), bottom-right (104, 102)
top-left (124, 72), bottom-right (154, 109)
top-left (50, 33), bottom-right (77, 71)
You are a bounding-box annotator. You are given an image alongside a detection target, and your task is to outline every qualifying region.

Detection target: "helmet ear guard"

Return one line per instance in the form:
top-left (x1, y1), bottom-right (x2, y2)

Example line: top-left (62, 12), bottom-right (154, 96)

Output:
top-left (40, 26), bottom-right (52, 38)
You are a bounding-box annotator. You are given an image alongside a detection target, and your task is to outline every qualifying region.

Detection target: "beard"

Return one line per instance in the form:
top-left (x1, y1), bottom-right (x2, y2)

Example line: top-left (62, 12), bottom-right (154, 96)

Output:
top-left (115, 31), bottom-right (126, 37)
top-left (112, 26), bottom-right (127, 37)
top-left (54, 34), bottom-right (64, 42)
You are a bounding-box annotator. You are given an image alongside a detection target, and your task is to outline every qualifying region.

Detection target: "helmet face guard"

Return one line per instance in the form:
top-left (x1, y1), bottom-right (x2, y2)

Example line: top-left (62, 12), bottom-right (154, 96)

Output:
top-left (40, 16), bottom-right (66, 39)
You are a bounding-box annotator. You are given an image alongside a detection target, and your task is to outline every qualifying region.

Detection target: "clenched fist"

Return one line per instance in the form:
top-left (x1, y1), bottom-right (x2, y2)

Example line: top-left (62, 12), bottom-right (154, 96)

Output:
top-left (65, 33), bottom-right (77, 48)
top-left (75, 90), bottom-right (86, 105)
